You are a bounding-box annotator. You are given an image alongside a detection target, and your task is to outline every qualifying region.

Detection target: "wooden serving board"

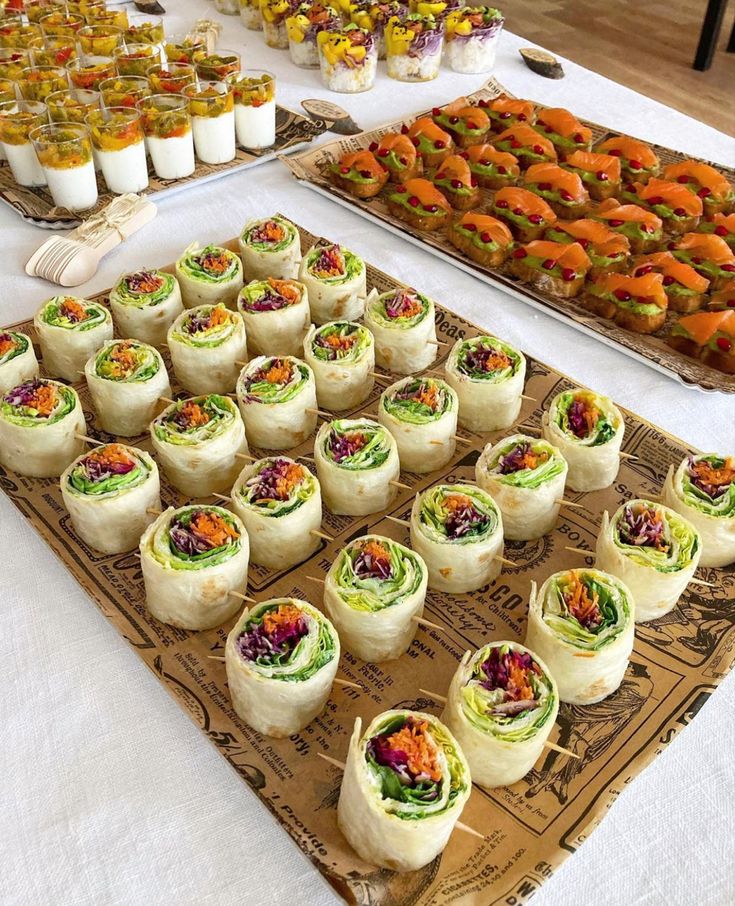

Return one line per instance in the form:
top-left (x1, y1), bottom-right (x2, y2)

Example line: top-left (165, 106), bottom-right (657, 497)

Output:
top-left (2, 220), bottom-right (733, 906)
top-left (282, 78), bottom-right (735, 395)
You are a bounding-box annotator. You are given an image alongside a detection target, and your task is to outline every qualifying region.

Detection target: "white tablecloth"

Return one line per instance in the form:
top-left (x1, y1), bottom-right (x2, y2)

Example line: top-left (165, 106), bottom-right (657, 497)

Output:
top-left (2, 3), bottom-right (735, 905)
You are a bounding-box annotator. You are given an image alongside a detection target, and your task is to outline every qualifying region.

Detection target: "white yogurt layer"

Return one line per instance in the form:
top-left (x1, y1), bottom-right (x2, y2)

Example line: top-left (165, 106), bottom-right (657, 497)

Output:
top-left (192, 109), bottom-right (236, 164)
top-left (234, 100), bottom-right (276, 149)
top-left (147, 132), bottom-right (195, 179)
top-left (44, 159), bottom-right (98, 210)
top-left (97, 140), bottom-right (149, 193)
top-left (3, 141), bottom-right (46, 186)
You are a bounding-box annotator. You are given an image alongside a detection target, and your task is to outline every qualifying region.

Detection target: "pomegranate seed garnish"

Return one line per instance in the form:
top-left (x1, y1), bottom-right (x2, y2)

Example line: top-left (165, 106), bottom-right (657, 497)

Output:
top-left (698, 187), bottom-right (711, 198)
top-left (496, 199), bottom-right (509, 209)
top-left (596, 170), bottom-right (609, 181)
top-left (614, 289), bottom-right (632, 301)
top-left (499, 111), bottom-right (511, 119)
top-left (677, 175), bottom-right (690, 184)
top-left (609, 218), bottom-right (624, 227)
top-left (411, 137), bottom-right (419, 147)
top-left (471, 178), bottom-right (478, 188)
top-left (459, 151), bottom-right (470, 160)
top-left (464, 223), bottom-right (477, 232)
top-left (426, 204), bottom-right (438, 213)
top-left (532, 144), bottom-right (545, 154)
top-left (510, 139), bottom-right (521, 149)
top-left (636, 265), bottom-right (653, 276)
top-left (577, 238), bottom-right (590, 249)
top-left (560, 190), bottom-right (573, 201)
top-left (692, 256), bottom-right (703, 264)
top-left (449, 116), bottom-right (459, 125)
top-left (513, 207), bottom-right (523, 215)
top-left (497, 164), bottom-right (507, 174)
top-left (647, 196), bottom-right (664, 206)
top-left (714, 225), bottom-right (728, 236)
top-left (542, 258), bottom-right (555, 269)
top-left (434, 140), bottom-right (446, 149)
top-left (667, 241), bottom-right (677, 250)
top-left (478, 99), bottom-right (489, 108)
top-left (512, 247), bottom-right (527, 259)
top-left (340, 166), bottom-right (350, 174)
top-left (562, 267), bottom-right (577, 281)
top-left (518, 113), bottom-right (527, 121)
top-left (369, 141), bottom-right (378, 151)
top-left (528, 213), bottom-right (543, 224)
top-left (629, 159), bottom-right (642, 169)
top-left (538, 181), bottom-right (552, 191)
top-left (660, 275), bottom-right (675, 286)
top-left (716, 337), bottom-right (732, 351)
top-left (432, 107), bottom-right (441, 116)
top-left (480, 231), bottom-right (492, 242)
top-left (608, 149), bottom-right (622, 156)
top-left (401, 124), bottom-right (409, 134)
top-left (360, 170), bottom-right (372, 178)
top-left (573, 133), bottom-right (584, 143)
top-left (722, 263), bottom-right (735, 272)
top-left (408, 196), bottom-right (419, 207)
top-left (377, 148), bottom-right (389, 157)
top-left (450, 178), bottom-right (462, 189)
top-left (673, 207), bottom-right (686, 216)
top-left (467, 122), bottom-right (477, 131)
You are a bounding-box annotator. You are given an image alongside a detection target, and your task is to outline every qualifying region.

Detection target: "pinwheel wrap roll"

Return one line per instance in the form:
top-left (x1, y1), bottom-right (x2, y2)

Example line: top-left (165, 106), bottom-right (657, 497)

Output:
top-left (410, 483), bottom-right (504, 593)
top-left (167, 303), bottom-right (248, 395)
top-left (150, 394), bottom-right (248, 497)
top-left (662, 454), bottom-right (735, 568)
top-left (542, 388), bottom-right (624, 492)
top-left (441, 642), bottom-right (559, 788)
top-left (237, 277), bottom-right (310, 357)
top-left (0, 331), bottom-right (38, 394)
top-left (378, 377), bottom-right (458, 474)
top-left (84, 340), bottom-right (171, 437)
top-left (225, 598), bottom-right (339, 737)
top-left (314, 417), bottom-right (400, 515)
top-left (444, 336), bottom-right (526, 433)
top-left (363, 287), bottom-right (437, 373)
top-left (109, 269), bottom-right (184, 346)
top-left (231, 457), bottom-right (322, 569)
top-left (323, 535), bottom-right (428, 661)
top-left (235, 355), bottom-right (317, 450)
top-left (303, 321), bottom-right (375, 411)
top-left (238, 215), bottom-right (302, 281)
top-left (33, 296), bottom-right (113, 383)
top-left (0, 379), bottom-right (86, 477)
top-left (337, 710), bottom-right (471, 872)
top-left (476, 434), bottom-right (568, 540)
top-left (61, 443), bottom-right (161, 554)
top-left (595, 499), bottom-right (701, 622)
top-left (526, 569), bottom-right (635, 704)
top-left (175, 243), bottom-right (244, 309)
top-left (298, 242), bottom-right (367, 324)
top-left (140, 504), bottom-right (249, 630)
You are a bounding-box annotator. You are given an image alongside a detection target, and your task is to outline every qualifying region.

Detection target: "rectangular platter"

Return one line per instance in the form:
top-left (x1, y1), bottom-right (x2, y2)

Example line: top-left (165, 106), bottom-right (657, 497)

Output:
top-left (282, 77), bottom-right (735, 395)
top-left (0, 105), bottom-right (324, 228)
top-left (2, 219), bottom-right (733, 906)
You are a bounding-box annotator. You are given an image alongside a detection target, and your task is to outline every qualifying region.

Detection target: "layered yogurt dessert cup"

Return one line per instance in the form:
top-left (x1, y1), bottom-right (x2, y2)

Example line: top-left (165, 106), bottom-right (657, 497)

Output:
top-left (77, 23), bottom-right (123, 57)
top-left (66, 54), bottom-right (116, 90)
top-left (17, 64), bottom-right (67, 101)
top-left (183, 80), bottom-right (235, 165)
top-left (0, 47), bottom-right (30, 80)
top-left (86, 106), bottom-right (148, 193)
top-left (113, 42), bottom-right (161, 77)
top-left (124, 15), bottom-right (164, 49)
top-left (27, 34), bottom-right (77, 68)
top-left (137, 93), bottom-right (194, 179)
top-left (98, 75), bottom-right (151, 109)
top-left (30, 121), bottom-right (98, 210)
top-left (0, 19), bottom-right (42, 50)
top-left (195, 49), bottom-right (241, 82)
top-left (163, 32), bottom-right (208, 65)
top-left (0, 98), bottom-right (48, 186)
top-left (147, 62), bottom-right (196, 95)
top-left (46, 87), bottom-right (100, 124)
top-left (227, 69), bottom-right (276, 150)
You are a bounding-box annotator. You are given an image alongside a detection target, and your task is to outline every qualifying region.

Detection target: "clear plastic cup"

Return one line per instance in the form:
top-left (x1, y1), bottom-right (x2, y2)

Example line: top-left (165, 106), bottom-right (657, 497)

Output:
top-left (28, 33), bottom-right (77, 67)
top-left (17, 64), bottom-right (67, 101)
top-left (67, 54), bottom-right (115, 90)
top-left (195, 49), bottom-right (240, 82)
top-left (39, 11), bottom-right (85, 37)
top-left (124, 15), bottom-right (164, 47)
top-left (0, 20), bottom-right (42, 49)
top-left (317, 27), bottom-right (377, 93)
top-left (239, 0), bottom-right (263, 30)
top-left (0, 46), bottom-right (30, 80)
top-left (137, 93), bottom-right (194, 179)
top-left (214, 0), bottom-right (240, 13)
top-left (46, 87), bottom-right (100, 123)
top-left (24, 0), bottom-right (68, 25)
top-left (86, 106), bottom-right (148, 193)
top-left (183, 80), bottom-right (235, 165)
top-left (99, 74), bottom-right (150, 109)
top-left (31, 120), bottom-right (98, 209)
top-left (84, 7), bottom-right (128, 29)
top-left (385, 14), bottom-right (443, 82)
top-left (113, 42), bottom-right (161, 77)
top-left (147, 62), bottom-right (196, 95)
top-left (227, 69), bottom-right (276, 149)
top-left (77, 24), bottom-right (123, 57)
top-left (0, 76), bottom-right (15, 102)
top-left (260, 0), bottom-right (292, 49)
top-left (0, 97), bottom-right (47, 185)
top-left (163, 32), bottom-right (207, 66)
top-left (286, 3), bottom-right (342, 69)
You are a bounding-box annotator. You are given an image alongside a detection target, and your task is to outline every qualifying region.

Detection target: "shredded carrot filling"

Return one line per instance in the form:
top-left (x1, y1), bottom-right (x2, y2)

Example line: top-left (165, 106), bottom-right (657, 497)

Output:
top-left (200, 251), bottom-right (230, 274)
top-left (260, 359), bottom-right (292, 384)
top-left (179, 401), bottom-right (210, 427)
top-left (208, 305), bottom-right (230, 327)
top-left (134, 273), bottom-right (164, 293)
top-left (59, 299), bottom-right (89, 322)
top-left (0, 335), bottom-right (16, 356)
top-left (190, 511), bottom-right (238, 546)
top-left (312, 247), bottom-right (344, 278)
top-left (507, 661), bottom-right (535, 701)
top-left (85, 443), bottom-right (134, 470)
top-left (261, 220), bottom-right (285, 242)
top-left (691, 458), bottom-right (735, 490)
top-left (563, 573), bottom-right (602, 628)
top-left (361, 539), bottom-right (390, 562)
top-left (444, 493), bottom-right (474, 513)
top-left (324, 333), bottom-right (356, 352)
top-left (263, 603), bottom-right (304, 635)
top-left (414, 382), bottom-right (438, 410)
top-left (106, 342), bottom-right (137, 377)
top-left (26, 384), bottom-right (56, 416)
top-left (268, 278), bottom-right (300, 303)
top-left (384, 720), bottom-right (442, 782)
top-left (518, 447), bottom-right (549, 470)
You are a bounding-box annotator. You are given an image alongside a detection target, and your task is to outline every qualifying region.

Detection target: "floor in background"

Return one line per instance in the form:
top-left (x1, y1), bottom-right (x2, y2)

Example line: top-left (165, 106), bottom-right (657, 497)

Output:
top-left (503, 0), bottom-right (735, 136)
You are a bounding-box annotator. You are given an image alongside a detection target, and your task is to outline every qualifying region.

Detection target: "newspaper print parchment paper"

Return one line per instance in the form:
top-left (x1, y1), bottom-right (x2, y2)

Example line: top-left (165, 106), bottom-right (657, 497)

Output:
top-left (282, 78), bottom-right (735, 396)
top-left (2, 220), bottom-right (733, 906)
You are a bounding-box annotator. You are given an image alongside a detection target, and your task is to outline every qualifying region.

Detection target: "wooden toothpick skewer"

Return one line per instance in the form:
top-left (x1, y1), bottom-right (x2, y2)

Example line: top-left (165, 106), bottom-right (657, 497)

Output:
top-left (565, 546), bottom-right (594, 557)
top-left (520, 394), bottom-right (537, 402)
top-left (311, 528), bottom-right (334, 542)
top-left (690, 577), bottom-right (717, 588)
top-left (231, 590), bottom-right (257, 604)
top-left (517, 424), bottom-right (541, 434)
top-left (146, 507), bottom-right (162, 516)
top-left (556, 499), bottom-right (587, 509)
top-left (314, 753), bottom-right (487, 840)
top-left (420, 690), bottom-right (579, 759)
top-left (159, 396), bottom-right (176, 405)
top-left (235, 360), bottom-right (248, 367)
top-left (208, 655), bottom-right (226, 662)
top-left (414, 615), bottom-right (447, 634)
top-left (76, 434), bottom-right (103, 445)
top-left (620, 451), bottom-right (638, 461)
top-left (306, 408), bottom-right (332, 418)
top-left (213, 492), bottom-right (232, 503)
top-left (236, 452), bottom-right (257, 462)
top-left (390, 479), bottom-right (412, 490)
top-left (495, 554), bottom-right (517, 568)
top-left (430, 435), bottom-right (471, 446)
top-left (305, 575), bottom-right (325, 584)
top-left (385, 514), bottom-right (409, 527)
top-left (334, 678), bottom-right (361, 691)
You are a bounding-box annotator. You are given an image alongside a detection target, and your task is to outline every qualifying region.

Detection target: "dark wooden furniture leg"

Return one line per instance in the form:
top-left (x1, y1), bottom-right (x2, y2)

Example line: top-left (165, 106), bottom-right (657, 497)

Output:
top-left (694, 0), bottom-right (728, 70)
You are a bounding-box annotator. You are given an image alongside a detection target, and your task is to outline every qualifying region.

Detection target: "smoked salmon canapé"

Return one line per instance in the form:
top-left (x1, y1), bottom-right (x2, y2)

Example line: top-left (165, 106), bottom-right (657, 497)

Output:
top-left (631, 252), bottom-right (710, 313)
top-left (477, 94), bottom-right (535, 131)
top-left (662, 160), bottom-right (735, 216)
top-left (667, 233), bottom-right (735, 290)
top-left (595, 134), bottom-right (661, 183)
top-left (369, 133), bottom-right (423, 182)
top-left (457, 143), bottom-right (520, 189)
top-left (620, 178), bottom-right (703, 234)
top-left (544, 219), bottom-right (630, 276)
top-left (431, 154), bottom-right (480, 210)
top-left (386, 177), bottom-right (452, 230)
top-left (522, 163), bottom-right (589, 218)
top-left (563, 150), bottom-right (622, 201)
top-left (708, 281), bottom-right (735, 312)
top-left (431, 97), bottom-right (491, 148)
top-left (582, 271), bottom-right (668, 334)
top-left (494, 122), bottom-right (557, 169)
top-left (593, 199), bottom-right (663, 254)
top-left (697, 212), bottom-right (735, 251)
top-left (402, 117), bottom-right (454, 168)
top-left (509, 239), bottom-right (592, 298)
top-left (490, 186), bottom-right (557, 241)
top-left (330, 149), bottom-right (389, 198)
top-left (668, 310), bottom-right (735, 373)
top-left (448, 212), bottom-right (514, 267)
top-left (533, 107), bottom-right (593, 158)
